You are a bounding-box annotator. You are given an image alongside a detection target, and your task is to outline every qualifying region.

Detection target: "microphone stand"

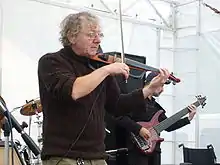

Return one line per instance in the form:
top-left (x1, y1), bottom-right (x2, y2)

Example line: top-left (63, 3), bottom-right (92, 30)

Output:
top-left (0, 101), bottom-right (41, 158)
top-left (3, 118), bottom-right (10, 165)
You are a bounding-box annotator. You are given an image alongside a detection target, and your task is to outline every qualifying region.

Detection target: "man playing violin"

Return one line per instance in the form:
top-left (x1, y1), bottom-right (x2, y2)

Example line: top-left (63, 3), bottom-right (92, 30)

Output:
top-left (38, 11), bottom-right (170, 165)
top-left (117, 71), bottom-right (197, 165)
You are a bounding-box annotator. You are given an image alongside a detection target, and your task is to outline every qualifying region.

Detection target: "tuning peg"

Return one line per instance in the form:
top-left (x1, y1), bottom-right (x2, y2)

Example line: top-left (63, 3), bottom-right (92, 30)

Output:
top-left (202, 102), bottom-right (206, 108)
top-left (196, 95), bottom-right (202, 99)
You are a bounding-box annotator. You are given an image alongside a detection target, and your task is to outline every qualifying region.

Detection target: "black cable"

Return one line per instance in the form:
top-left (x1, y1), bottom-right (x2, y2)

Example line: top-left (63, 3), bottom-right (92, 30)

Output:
top-left (0, 97), bottom-right (14, 165)
top-left (5, 110), bottom-right (15, 165)
top-left (0, 96), bottom-right (40, 165)
top-left (55, 84), bottom-right (104, 165)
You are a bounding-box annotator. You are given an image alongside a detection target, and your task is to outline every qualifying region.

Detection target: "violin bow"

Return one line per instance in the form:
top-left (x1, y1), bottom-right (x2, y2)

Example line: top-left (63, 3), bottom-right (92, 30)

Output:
top-left (118, 0), bottom-right (125, 64)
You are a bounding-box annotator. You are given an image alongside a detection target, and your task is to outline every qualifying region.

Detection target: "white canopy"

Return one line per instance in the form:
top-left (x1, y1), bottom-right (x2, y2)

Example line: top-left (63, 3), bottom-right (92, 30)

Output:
top-left (1, 0), bottom-right (220, 164)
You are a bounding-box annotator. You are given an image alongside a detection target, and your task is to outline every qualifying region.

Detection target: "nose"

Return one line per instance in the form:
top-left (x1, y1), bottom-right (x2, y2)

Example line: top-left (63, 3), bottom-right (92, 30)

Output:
top-left (94, 35), bottom-right (101, 43)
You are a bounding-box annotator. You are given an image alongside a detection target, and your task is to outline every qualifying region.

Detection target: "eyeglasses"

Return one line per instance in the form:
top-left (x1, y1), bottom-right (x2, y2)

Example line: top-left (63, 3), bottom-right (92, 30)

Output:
top-left (83, 31), bottom-right (104, 39)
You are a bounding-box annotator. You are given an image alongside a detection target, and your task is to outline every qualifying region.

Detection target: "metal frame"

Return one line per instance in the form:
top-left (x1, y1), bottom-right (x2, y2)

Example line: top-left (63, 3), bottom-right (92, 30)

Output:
top-left (28, 0), bottom-right (172, 30)
top-left (176, 0), bottom-right (199, 7)
top-left (170, 0), bottom-right (201, 164)
top-left (144, 0), bottom-right (171, 28)
top-left (25, 1), bottom-right (199, 165)
top-left (100, 0), bottom-right (115, 14)
top-left (195, 0), bottom-right (202, 148)
top-left (152, 0), bottom-right (201, 164)
top-left (0, 1), bottom-right (3, 95)
top-left (160, 47), bottom-right (198, 51)
top-left (171, 3), bottom-right (177, 164)
top-left (0, 0), bottom-right (204, 165)
top-left (122, 0), bottom-right (141, 13)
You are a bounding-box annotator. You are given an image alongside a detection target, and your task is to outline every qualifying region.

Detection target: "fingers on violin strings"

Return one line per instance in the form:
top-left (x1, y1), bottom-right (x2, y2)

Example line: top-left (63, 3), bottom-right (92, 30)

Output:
top-left (164, 68), bottom-right (170, 75)
top-left (158, 69), bottom-right (163, 75)
top-left (123, 71), bottom-right (129, 80)
top-left (162, 68), bottom-right (170, 77)
top-left (157, 69), bottom-right (166, 82)
top-left (159, 69), bottom-right (166, 78)
top-left (126, 66), bottom-right (130, 73)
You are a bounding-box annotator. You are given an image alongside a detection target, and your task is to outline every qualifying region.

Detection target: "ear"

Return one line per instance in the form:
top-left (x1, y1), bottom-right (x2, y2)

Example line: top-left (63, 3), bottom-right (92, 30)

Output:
top-left (67, 32), bottom-right (76, 44)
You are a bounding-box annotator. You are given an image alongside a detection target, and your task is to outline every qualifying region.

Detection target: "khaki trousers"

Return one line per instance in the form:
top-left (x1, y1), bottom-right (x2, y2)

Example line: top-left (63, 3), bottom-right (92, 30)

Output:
top-left (42, 157), bottom-right (108, 165)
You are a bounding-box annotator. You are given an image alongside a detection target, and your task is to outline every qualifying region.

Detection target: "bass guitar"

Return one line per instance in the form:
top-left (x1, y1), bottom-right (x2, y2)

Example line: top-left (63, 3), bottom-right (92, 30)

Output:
top-left (130, 95), bottom-right (207, 154)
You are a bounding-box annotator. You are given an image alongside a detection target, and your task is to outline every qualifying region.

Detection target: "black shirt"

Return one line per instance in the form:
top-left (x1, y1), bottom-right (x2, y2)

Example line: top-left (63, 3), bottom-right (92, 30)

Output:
top-left (38, 46), bottom-right (146, 159)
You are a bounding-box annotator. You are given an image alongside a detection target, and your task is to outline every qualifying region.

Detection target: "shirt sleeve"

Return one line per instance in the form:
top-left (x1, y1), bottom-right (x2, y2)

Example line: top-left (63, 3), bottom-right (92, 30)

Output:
top-left (117, 114), bottom-right (142, 135)
top-left (158, 106), bottom-right (190, 132)
top-left (38, 54), bottom-right (76, 100)
top-left (105, 76), bottom-right (146, 116)
top-left (165, 117), bottom-right (190, 132)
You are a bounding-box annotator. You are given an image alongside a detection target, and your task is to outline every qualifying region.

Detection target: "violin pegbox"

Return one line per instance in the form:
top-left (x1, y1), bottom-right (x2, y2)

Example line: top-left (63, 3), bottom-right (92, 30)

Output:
top-left (170, 72), bottom-right (176, 85)
top-left (167, 72), bottom-right (176, 85)
top-left (195, 95), bottom-right (207, 108)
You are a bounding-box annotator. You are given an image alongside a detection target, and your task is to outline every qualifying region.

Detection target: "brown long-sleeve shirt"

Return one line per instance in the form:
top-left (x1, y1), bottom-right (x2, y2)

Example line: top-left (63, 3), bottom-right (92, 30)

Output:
top-left (38, 46), bottom-right (146, 160)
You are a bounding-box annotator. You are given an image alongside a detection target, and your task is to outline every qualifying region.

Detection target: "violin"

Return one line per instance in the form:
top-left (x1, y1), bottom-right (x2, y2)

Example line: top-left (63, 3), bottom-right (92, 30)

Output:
top-left (88, 53), bottom-right (181, 85)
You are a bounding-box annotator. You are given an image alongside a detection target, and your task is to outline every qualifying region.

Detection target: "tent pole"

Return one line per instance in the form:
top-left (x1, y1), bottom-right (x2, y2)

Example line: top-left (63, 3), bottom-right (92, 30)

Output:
top-left (176, 0), bottom-right (198, 7)
top-left (195, 0), bottom-right (202, 148)
top-left (155, 27), bottom-right (161, 105)
top-left (0, 2), bottom-right (3, 95)
top-left (171, 3), bottom-right (177, 164)
top-left (28, 0), bottom-right (172, 31)
top-left (144, 0), bottom-right (170, 28)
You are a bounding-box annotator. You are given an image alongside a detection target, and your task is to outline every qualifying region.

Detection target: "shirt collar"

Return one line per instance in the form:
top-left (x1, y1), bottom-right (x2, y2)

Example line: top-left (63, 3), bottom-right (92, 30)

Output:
top-left (146, 96), bottom-right (155, 102)
top-left (63, 46), bottom-right (89, 64)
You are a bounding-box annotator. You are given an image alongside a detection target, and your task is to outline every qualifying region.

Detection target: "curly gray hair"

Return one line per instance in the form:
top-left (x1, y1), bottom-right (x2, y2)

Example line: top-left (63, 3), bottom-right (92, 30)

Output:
top-left (59, 11), bottom-right (100, 46)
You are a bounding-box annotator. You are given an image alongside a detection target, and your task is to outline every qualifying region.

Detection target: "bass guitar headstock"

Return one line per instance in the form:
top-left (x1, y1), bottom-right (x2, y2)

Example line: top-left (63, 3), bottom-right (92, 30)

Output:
top-left (196, 95), bottom-right (207, 108)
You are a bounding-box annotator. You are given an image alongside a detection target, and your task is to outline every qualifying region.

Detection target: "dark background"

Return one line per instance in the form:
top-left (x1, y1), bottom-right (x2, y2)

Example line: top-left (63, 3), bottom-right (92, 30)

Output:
top-left (104, 52), bottom-right (146, 165)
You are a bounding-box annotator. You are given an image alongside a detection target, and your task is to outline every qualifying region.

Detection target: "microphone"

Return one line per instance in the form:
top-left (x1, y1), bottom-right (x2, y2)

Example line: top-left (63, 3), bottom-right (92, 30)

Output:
top-left (0, 100), bottom-right (41, 156)
top-left (105, 128), bottom-right (111, 134)
top-left (106, 148), bottom-right (128, 154)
